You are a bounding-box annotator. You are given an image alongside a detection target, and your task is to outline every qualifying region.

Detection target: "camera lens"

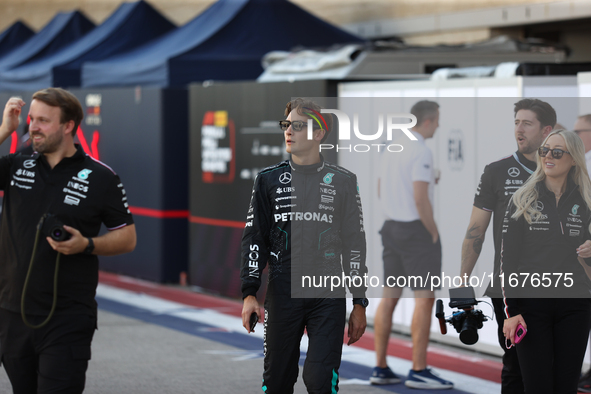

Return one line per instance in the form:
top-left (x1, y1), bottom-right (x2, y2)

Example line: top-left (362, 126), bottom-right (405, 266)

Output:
top-left (459, 328), bottom-right (478, 345)
top-left (50, 225), bottom-right (69, 241)
top-left (459, 315), bottom-right (480, 345)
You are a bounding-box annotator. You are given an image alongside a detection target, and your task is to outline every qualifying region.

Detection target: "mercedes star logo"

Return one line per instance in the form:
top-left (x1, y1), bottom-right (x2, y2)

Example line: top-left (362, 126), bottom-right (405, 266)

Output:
top-left (279, 172), bottom-right (292, 184)
top-left (536, 201), bottom-right (544, 211)
top-left (508, 167), bottom-right (520, 178)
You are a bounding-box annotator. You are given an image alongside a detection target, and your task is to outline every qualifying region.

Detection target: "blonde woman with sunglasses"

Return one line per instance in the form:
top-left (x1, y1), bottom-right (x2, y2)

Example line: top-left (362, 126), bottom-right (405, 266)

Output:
top-left (501, 129), bottom-right (591, 394)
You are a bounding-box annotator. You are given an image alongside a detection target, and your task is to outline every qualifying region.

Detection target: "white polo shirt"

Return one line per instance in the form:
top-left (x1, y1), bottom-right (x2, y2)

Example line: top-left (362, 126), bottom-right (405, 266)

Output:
top-left (379, 131), bottom-right (434, 222)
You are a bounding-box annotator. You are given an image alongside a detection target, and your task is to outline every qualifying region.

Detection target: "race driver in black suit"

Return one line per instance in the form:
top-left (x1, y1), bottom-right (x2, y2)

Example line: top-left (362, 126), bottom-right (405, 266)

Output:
top-left (241, 98), bottom-right (368, 393)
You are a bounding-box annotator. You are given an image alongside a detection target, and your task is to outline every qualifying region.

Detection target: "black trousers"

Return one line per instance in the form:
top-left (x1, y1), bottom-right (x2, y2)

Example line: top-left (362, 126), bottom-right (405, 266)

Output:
top-left (262, 297), bottom-right (346, 394)
top-left (0, 308), bottom-right (96, 394)
top-left (492, 297), bottom-right (525, 394)
top-left (515, 298), bottom-right (591, 394)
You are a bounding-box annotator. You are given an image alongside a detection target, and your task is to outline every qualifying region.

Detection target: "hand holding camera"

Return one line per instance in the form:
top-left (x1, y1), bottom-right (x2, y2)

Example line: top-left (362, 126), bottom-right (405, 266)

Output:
top-left (41, 214), bottom-right (88, 255)
top-left (41, 214), bottom-right (71, 242)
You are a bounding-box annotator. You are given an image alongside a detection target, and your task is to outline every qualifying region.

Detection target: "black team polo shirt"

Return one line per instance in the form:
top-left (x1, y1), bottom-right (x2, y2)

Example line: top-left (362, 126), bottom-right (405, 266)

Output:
top-left (0, 144), bottom-right (133, 318)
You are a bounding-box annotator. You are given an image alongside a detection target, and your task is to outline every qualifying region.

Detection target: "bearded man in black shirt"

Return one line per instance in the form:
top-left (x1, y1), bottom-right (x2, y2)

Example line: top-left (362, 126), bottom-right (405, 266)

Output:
top-left (0, 88), bottom-right (136, 394)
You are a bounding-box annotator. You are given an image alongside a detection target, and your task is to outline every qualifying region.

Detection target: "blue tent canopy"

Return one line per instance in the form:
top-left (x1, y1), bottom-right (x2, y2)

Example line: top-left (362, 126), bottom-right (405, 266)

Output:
top-left (82, 0), bottom-right (364, 87)
top-left (0, 11), bottom-right (94, 74)
top-left (0, 21), bottom-right (35, 58)
top-left (0, 1), bottom-right (176, 91)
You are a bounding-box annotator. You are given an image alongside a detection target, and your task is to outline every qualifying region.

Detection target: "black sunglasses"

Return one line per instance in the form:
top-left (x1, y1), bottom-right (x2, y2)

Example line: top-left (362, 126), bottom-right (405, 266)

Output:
top-left (279, 120), bottom-right (317, 132)
top-left (538, 146), bottom-right (571, 159)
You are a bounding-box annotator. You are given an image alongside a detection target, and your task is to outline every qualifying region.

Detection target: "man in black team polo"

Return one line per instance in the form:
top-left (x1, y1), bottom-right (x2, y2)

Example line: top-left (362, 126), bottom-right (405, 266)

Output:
top-left (240, 98), bottom-right (368, 393)
top-left (0, 89), bottom-right (136, 394)
top-left (459, 98), bottom-right (556, 393)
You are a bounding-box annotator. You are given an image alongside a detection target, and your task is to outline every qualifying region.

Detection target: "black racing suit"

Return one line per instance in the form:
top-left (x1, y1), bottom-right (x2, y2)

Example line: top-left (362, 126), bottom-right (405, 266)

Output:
top-left (241, 156), bottom-right (367, 394)
top-left (501, 180), bottom-right (591, 393)
top-left (473, 151), bottom-right (535, 393)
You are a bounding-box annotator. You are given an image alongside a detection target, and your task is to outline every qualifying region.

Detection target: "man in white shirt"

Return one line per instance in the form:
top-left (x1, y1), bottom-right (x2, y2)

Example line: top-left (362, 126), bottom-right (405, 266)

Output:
top-left (370, 100), bottom-right (453, 390)
top-left (574, 115), bottom-right (591, 174)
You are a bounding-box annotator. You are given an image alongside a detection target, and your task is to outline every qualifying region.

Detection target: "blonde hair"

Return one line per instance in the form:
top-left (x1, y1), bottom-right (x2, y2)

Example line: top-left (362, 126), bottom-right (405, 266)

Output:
top-left (511, 129), bottom-right (591, 232)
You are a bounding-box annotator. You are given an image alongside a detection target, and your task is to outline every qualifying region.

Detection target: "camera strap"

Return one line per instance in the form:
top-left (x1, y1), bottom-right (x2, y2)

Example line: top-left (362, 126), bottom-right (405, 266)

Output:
top-left (20, 214), bottom-right (61, 329)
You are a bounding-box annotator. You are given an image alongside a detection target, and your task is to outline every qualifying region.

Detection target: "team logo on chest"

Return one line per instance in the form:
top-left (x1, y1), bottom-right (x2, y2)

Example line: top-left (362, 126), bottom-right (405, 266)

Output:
top-left (279, 172), bottom-right (291, 184)
top-left (508, 167), bottom-right (520, 177)
top-left (323, 173), bottom-right (334, 184)
top-left (77, 169), bottom-right (93, 180)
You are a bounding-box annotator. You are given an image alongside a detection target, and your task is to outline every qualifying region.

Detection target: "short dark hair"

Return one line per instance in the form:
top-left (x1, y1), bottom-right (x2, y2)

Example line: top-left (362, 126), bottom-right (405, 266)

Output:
top-left (32, 88), bottom-right (84, 136)
top-left (514, 99), bottom-right (556, 130)
top-left (285, 98), bottom-right (333, 143)
top-left (410, 100), bottom-right (439, 126)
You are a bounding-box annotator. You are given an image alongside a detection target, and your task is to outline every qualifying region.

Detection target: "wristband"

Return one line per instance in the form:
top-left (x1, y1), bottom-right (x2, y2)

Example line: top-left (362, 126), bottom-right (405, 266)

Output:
top-left (353, 298), bottom-right (369, 308)
top-left (83, 237), bottom-right (95, 255)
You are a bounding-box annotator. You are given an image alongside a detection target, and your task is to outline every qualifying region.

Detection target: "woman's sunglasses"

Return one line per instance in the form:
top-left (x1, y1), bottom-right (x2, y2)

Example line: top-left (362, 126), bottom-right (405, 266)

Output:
top-left (538, 146), bottom-right (571, 159)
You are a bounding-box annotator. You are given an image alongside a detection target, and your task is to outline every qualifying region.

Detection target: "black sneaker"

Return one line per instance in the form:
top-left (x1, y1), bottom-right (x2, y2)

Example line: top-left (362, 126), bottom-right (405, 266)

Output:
top-left (369, 366), bottom-right (402, 385)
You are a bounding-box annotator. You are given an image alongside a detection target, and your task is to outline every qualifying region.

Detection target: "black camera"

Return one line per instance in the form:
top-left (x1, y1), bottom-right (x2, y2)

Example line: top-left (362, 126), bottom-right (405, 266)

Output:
top-left (40, 214), bottom-right (70, 242)
top-left (435, 287), bottom-right (488, 345)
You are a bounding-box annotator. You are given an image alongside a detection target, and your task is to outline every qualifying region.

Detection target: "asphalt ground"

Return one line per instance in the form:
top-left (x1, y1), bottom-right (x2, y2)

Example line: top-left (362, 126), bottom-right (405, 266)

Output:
top-left (0, 272), bottom-right (504, 394)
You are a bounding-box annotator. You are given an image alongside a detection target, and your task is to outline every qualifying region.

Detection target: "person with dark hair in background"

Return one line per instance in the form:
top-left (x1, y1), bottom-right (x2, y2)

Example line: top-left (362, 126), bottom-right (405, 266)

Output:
top-left (371, 100), bottom-right (453, 389)
top-left (459, 98), bottom-right (555, 393)
top-left (0, 88), bottom-right (136, 394)
top-left (574, 114), bottom-right (591, 174)
top-left (502, 129), bottom-right (591, 394)
top-left (240, 98), bottom-right (368, 393)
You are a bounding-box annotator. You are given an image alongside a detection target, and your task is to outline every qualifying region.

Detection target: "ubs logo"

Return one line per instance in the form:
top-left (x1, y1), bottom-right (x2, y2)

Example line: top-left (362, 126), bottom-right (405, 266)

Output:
top-left (279, 172), bottom-right (291, 184)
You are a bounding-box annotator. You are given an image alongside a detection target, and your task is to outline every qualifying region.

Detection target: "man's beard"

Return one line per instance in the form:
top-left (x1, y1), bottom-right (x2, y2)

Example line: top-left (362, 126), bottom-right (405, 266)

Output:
top-left (31, 131), bottom-right (63, 154)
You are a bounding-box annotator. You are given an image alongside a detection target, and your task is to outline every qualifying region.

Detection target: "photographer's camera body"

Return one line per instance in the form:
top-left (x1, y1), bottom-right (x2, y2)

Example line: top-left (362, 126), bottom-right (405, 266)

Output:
top-left (436, 287), bottom-right (488, 345)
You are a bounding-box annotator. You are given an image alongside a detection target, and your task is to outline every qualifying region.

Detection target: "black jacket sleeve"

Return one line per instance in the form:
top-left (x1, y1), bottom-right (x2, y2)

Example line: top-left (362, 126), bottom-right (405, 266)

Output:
top-left (500, 198), bottom-right (524, 318)
top-left (240, 173), bottom-right (272, 299)
top-left (340, 174), bottom-right (367, 298)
